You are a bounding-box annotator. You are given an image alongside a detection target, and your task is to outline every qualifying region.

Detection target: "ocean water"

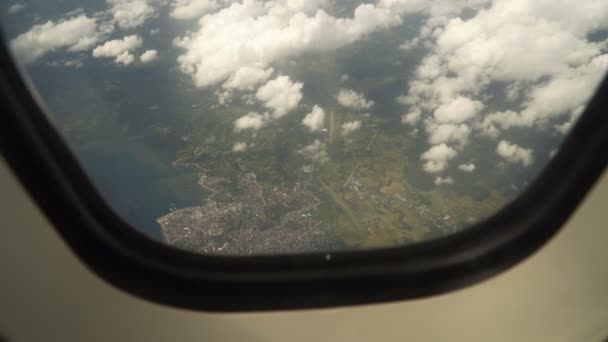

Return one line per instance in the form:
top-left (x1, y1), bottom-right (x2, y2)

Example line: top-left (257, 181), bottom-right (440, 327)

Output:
top-left (22, 56), bottom-right (207, 240)
top-left (76, 141), bottom-right (203, 239)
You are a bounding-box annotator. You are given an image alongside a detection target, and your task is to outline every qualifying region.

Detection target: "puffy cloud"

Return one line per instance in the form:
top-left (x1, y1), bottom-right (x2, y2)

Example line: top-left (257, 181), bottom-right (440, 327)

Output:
top-left (299, 140), bottom-right (329, 165)
top-left (435, 176), bottom-right (454, 185)
top-left (232, 142), bottom-right (248, 152)
top-left (395, 0), bottom-right (608, 172)
top-left (140, 49), bottom-right (158, 63)
top-left (432, 3), bottom-right (607, 86)
top-left (8, 3), bottom-right (25, 14)
top-left (63, 59), bottom-right (84, 68)
top-left (341, 120), bottom-right (362, 136)
top-left (234, 112), bottom-right (269, 132)
top-left (215, 89), bottom-right (233, 105)
top-left (284, 0), bottom-right (332, 13)
top-left (422, 1), bottom-right (606, 120)
top-left (420, 143), bottom-right (457, 173)
top-left (10, 15), bottom-right (108, 63)
top-left (497, 140), bottom-right (533, 167)
top-left (170, 0), bottom-right (218, 20)
top-left (458, 163), bottom-right (476, 172)
top-left (426, 122), bottom-right (470, 147)
top-left (107, 0), bottom-right (158, 29)
top-left (433, 96), bottom-right (483, 124)
top-left (93, 35), bottom-right (142, 56)
top-left (93, 35), bottom-right (142, 65)
top-left (377, 0), bottom-right (490, 17)
top-left (402, 109), bottom-right (422, 125)
top-left (519, 56), bottom-right (607, 122)
top-left (476, 110), bottom-right (529, 138)
top-left (302, 105), bottom-right (326, 132)
top-left (416, 54), bottom-right (444, 80)
top-left (337, 88), bottom-right (375, 110)
top-left (255, 76), bottom-right (303, 119)
top-left (115, 51), bottom-right (135, 64)
top-left (242, 93), bottom-right (256, 105)
top-left (555, 121), bottom-right (573, 135)
top-left (223, 66), bottom-right (273, 91)
top-left (174, 0), bottom-right (403, 88)
top-left (554, 106), bottom-right (584, 135)
top-left (477, 56), bottom-right (608, 136)
top-left (399, 37), bottom-right (419, 51)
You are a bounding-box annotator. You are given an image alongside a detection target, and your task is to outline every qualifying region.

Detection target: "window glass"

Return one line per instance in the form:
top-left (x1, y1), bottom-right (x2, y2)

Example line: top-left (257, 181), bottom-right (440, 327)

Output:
top-left (3, 0), bottom-right (607, 255)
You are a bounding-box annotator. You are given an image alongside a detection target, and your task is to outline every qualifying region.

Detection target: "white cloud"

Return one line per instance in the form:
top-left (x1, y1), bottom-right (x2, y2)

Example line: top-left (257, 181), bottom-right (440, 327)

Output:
top-left (477, 56), bottom-right (607, 136)
top-left (63, 59), bottom-right (84, 68)
top-left (299, 139), bottom-right (329, 165)
top-left (402, 109), bottom-right (422, 125)
top-left (10, 15), bottom-right (108, 63)
top-left (337, 88), bottom-right (374, 110)
top-left (476, 110), bottom-right (529, 138)
top-left (215, 89), bottom-right (233, 105)
top-left (170, 0), bottom-right (218, 20)
top-left (302, 105), bottom-right (326, 132)
top-left (234, 112), bottom-right (269, 132)
top-left (420, 143), bottom-right (457, 173)
top-left (115, 51), bottom-right (135, 64)
top-left (432, 3), bottom-right (607, 85)
top-left (223, 66), bottom-right (273, 91)
top-left (426, 122), bottom-right (470, 147)
top-left (415, 54), bottom-right (444, 80)
top-left (140, 49), bottom-right (158, 63)
top-left (8, 3), bottom-right (25, 15)
top-left (93, 35), bottom-right (142, 65)
top-left (394, 0), bottom-right (608, 173)
top-left (497, 140), bottom-right (533, 167)
top-left (458, 163), bottom-right (476, 172)
top-left (399, 37), bottom-right (419, 51)
top-left (555, 120), bottom-right (573, 135)
top-left (505, 82), bottom-right (521, 102)
top-left (444, 2), bottom-right (605, 106)
top-left (341, 120), bottom-right (362, 136)
top-left (284, 0), bottom-right (332, 13)
top-left (256, 76), bottom-right (303, 119)
top-left (377, 0), bottom-right (489, 17)
top-left (107, 0), bottom-right (158, 29)
top-left (433, 96), bottom-right (483, 124)
top-left (435, 176), bottom-right (454, 185)
top-left (520, 56), bottom-right (607, 122)
top-left (242, 94), bottom-right (256, 105)
top-left (174, 0), bottom-right (404, 88)
top-left (93, 35), bottom-right (143, 56)
top-left (232, 142), bottom-right (248, 152)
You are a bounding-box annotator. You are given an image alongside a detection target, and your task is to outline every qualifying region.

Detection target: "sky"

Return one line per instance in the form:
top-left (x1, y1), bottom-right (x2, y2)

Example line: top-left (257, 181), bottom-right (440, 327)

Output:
top-left (4, 0), bottom-right (608, 183)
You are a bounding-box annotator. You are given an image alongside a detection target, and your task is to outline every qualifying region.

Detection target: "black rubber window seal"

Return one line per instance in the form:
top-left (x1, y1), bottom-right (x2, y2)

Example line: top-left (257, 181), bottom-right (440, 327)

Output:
top-left (0, 38), bottom-right (606, 312)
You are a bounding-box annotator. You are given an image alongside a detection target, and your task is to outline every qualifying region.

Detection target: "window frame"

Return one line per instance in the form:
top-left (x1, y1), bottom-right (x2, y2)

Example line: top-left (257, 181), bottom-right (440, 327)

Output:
top-left (0, 39), bottom-right (607, 312)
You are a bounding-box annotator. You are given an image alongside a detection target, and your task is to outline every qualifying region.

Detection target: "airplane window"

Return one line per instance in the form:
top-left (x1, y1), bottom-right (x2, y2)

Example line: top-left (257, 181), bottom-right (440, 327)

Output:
top-left (2, 0), bottom-right (607, 257)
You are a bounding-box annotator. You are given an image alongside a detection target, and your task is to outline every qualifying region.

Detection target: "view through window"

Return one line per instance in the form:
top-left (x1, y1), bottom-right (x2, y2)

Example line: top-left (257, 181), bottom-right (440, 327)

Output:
top-left (3, 0), bottom-right (607, 255)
